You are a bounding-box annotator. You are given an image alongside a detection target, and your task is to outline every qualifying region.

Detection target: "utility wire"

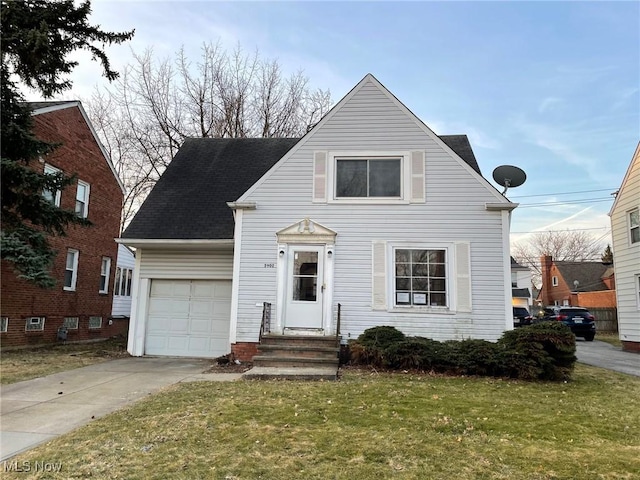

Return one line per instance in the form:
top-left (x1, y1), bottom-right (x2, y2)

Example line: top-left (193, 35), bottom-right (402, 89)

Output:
top-left (509, 188), bottom-right (617, 199)
top-left (517, 197), bottom-right (613, 208)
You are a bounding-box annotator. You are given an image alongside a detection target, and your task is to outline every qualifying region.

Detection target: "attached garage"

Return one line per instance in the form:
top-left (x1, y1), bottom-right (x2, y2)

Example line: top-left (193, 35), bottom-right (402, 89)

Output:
top-left (145, 279), bottom-right (232, 357)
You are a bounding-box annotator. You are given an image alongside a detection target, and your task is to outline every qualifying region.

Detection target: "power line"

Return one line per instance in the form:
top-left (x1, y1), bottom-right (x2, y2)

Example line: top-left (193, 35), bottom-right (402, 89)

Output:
top-left (509, 188), bottom-right (617, 199)
top-left (511, 226), bottom-right (609, 234)
top-left (517, 197), bottom-right (613, 208)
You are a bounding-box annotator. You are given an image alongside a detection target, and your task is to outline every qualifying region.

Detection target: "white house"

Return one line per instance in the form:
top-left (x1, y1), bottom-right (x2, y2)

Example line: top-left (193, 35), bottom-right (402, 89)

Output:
top-left (111, 243), bottom-right (135, 318)
top-left (511, 257), bottom-right (533, 309)
top-left (609, 141), bottom-right (640, 353)
top-left (119, 74), bottom-right (517, 360)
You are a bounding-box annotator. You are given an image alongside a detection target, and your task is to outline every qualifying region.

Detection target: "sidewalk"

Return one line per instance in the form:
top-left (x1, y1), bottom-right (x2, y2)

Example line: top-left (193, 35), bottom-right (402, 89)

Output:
top-left (0, 357), bottom-right (242, 461)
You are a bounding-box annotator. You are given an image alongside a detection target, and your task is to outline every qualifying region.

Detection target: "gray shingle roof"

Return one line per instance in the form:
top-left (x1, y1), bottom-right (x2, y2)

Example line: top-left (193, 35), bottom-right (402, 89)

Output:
top-left (440, 135), bottom-right (481, 175)
top-left (27, 101), bottom-right (76, 111)
top-left (555, 261), bottom-right (611, 292)
top-left (123, 135), bottom-right (485, 240)
top-left (512, 288), bottom-right (531, 298)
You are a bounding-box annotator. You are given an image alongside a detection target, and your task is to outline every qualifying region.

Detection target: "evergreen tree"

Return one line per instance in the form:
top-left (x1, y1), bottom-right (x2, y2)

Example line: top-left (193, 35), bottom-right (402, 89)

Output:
top-left (601, 244), bottom-right (614, 265)
top-left (1, 0), bottom-right (133, 287)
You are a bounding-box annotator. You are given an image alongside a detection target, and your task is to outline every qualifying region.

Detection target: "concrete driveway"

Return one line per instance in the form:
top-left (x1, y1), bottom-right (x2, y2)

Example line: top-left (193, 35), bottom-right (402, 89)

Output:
top-left (0, 357), bottom-right (242, 461)
top-left (575, 339), bottom-right (640, 377)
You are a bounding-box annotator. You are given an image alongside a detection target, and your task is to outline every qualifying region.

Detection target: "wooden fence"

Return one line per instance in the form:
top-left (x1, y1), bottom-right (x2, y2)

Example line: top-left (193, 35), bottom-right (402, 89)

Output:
top-left (590, 307), bottom-right (618, 332)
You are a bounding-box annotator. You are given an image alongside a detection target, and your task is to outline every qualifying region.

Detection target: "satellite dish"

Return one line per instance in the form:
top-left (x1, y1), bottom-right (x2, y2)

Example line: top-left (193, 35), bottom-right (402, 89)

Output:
top-left (492, 165), bottom-right (527, 195)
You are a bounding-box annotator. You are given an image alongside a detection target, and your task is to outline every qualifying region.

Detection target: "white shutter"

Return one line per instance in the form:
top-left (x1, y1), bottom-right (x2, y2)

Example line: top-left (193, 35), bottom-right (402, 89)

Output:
top-left (410, 150), bottom-right (425, 203)
top-left (312, 151), bottom-right (327, 202)
top-left (455, 242), bottom-right (472, 312)
top-left (372, 241), bottom-right (387, 310)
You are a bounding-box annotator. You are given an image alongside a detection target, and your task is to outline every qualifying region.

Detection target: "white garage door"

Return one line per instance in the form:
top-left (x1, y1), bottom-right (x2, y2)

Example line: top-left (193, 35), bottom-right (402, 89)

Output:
top-left (146, 280), bottom-right (232, 357)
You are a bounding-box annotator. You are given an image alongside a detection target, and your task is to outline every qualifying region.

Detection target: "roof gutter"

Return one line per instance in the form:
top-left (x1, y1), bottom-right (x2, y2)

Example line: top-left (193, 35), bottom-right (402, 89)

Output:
top-left (227, 201), bottom-right (257, 210)
top-left (485, 202), bottom-right (519, 211)
top-left (115, 238), bottom-right (234, 250)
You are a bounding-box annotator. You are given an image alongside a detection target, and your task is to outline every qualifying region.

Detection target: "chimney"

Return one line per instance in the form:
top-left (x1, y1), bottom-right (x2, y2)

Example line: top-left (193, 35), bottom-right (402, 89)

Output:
top-left (540, 255), bottom-right (553, 305)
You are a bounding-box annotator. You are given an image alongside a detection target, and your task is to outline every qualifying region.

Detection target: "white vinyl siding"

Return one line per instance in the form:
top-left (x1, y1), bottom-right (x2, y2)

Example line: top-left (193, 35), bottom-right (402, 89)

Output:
top-left (235, 77), bottom-right (509, 342)
top-left (112, 244), bottom-right (136, 317)
top-left (138, 249), bottom-right (233, 279)
top-left (610, 148), bottom-right (640, 344)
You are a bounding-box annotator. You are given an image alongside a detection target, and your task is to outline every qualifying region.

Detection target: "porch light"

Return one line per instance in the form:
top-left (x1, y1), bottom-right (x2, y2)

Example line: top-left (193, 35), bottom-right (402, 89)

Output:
top-left (279, 249), bottom-right (285, 257)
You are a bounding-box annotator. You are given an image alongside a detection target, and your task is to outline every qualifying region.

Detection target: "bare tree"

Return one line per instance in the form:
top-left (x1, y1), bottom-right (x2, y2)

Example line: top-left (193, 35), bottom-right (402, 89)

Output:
top-left (512, 230), bottom-right (605, 287)
top-left (86, 41), bottom-right (333, 231)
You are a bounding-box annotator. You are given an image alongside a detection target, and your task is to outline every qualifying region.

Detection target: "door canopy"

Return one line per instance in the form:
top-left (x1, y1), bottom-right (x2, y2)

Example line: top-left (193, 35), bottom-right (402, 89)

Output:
top-left (276, 218), bottom-right (337, 244)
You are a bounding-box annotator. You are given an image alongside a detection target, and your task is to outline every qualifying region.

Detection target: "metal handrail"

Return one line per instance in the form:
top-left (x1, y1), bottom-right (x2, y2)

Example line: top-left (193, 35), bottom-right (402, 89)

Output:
top-left (336, 303), bottom-right (341, 339)
top-left (260, 302), bottom-right (271, 341)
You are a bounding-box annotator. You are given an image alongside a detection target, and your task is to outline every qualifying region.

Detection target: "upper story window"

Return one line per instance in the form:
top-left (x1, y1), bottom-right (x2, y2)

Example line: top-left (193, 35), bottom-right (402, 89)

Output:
top-left (99, 257), bottom-right (111, 294)
top-left (313, 150), bottom-right (425, 204)
top-left (64, 249), bottom-right (79, 291)
top-left (336, 157), bottom-right (401, 198)
top-left (114, 267), bottom-right (133, 297)
top-left (629, 208), bottom-right (639, 244)
top-left (75, 180), bottom-right (90, 218)
top-left (42, 164), bottom-right (62, 207)
top-left (511, 271), bottom-right (518, 288)
top-left (552, 276), bottom-right (558, 287)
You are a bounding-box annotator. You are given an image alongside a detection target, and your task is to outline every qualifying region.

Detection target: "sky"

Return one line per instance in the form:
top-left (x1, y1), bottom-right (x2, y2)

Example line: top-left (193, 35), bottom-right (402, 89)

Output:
top-left (33, 0), bottom-right (640, 252)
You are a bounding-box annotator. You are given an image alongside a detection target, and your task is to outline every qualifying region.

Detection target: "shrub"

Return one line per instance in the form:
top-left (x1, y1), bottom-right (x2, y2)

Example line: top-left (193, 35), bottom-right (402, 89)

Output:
top-left (384, 337), bottom-right (450, 370)
top-left (357, 326), bottom-right (406, 350)
top-left (445, 339), bottom-right (501, 376)
top-left (348, 322), bottom-right (576, 381)
top-left (498, 321), bottom-right (576, 380)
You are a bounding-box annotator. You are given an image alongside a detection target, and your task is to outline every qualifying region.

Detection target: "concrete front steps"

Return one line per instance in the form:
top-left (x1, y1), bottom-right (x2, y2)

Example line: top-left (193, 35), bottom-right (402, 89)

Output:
top-left (242, 334), bottom-right (340, 381)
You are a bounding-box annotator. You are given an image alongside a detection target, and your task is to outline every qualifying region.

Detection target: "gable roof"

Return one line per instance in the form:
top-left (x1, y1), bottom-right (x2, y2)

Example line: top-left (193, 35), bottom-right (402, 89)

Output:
top-left (609, 140), bottom-right (640, 216)
top-left (122, 138), bottom-right (299, 240)
top-left (554, 261), bottom-right (612, 292)
top-left (28, 101), bottom-right (125, 194)
top-left (122, 134), bottom-right (487, 241)
top-left (239, 74), bottom-right (511, 204)
top-left (440, 135), bottom-right (481, 175)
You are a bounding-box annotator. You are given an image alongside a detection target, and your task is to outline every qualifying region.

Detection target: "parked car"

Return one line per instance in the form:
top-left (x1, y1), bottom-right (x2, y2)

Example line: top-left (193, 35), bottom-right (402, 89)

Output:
top-left (538, 306), bottom-right (596, 341)
top-left (513, 306), bottom-right (533, 327)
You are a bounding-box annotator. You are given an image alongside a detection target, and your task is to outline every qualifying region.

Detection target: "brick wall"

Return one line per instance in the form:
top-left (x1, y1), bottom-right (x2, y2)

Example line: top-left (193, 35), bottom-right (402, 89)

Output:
top-left (573, 291), bottom-right (617, 308)
top-left (1, 104), bottom-right (124, 347)
top-left (231, 342), bottom-right (259, 362)
top-left (622, 341), bottom-right (640, 353)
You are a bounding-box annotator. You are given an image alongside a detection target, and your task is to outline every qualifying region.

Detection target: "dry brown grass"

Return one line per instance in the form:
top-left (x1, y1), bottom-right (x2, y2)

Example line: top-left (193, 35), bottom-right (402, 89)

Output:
top-left (3, 364), bottom-right (639, 479)
top-left (0, 337), bottom-right (129, 384)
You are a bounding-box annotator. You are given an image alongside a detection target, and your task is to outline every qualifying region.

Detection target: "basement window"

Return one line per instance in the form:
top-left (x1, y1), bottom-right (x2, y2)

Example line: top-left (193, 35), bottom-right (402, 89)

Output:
top-left (63, 317), bottom-right (79, 330)
top-left (1, 317), bottom-right (7, 333)
top-left (88, 316), bottom-right (102, 329)
top-left (25, 317), bottom-right (45, 331)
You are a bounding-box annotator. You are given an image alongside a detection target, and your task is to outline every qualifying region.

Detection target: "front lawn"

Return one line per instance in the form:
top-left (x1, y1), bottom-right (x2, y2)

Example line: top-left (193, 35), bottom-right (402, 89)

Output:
top-left (0, 337), bottom-right (129, 384)
top-left (5, 364), bottom-right (639, 479)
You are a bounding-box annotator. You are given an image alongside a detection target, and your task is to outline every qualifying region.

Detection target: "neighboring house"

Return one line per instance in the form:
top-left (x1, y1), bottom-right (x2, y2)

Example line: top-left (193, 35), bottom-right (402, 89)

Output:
top-left (539, 255), bottom-right (616, 308)
top-left (609, 142), bottom-right (640, 352)
top-left (511, 257), bottom-right (532, 309)
top-left (120, 74), bottom-right (517, 360)
top-left (1, 101), bottom-right (127, 346)
top-left (111, 244), bottom-right (135, 318)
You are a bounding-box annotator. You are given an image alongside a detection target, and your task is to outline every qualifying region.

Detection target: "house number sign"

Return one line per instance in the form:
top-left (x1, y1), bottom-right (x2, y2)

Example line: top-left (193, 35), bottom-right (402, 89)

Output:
top-left (264, 263), bottom-right (276, 268)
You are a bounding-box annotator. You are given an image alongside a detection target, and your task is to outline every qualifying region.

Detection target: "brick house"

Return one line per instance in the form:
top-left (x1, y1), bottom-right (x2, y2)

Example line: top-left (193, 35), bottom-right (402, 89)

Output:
top-left (0, 101), bottom-right (128, 347)
top-left (539, 255), bottom-right (616, 308)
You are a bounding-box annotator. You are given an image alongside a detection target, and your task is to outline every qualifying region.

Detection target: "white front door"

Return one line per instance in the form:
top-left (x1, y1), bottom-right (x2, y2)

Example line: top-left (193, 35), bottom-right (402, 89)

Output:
top-left (284, 245), bottom-right (324, 330)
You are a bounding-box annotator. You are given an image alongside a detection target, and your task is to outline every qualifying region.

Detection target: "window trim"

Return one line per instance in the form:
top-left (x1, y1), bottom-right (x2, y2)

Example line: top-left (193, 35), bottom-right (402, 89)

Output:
top-left (63, 316), bottom-right (79, 330)
top-left (552, 276), bottom-right (559, 287)
top-left (88, 316), bottom-right (102, 329)
top-left (75, 180), bottom-right (90, 218)
top-left (99, 257), bottom-right (111, 294)
top-left (636, 274), bottom-right (640, 310)
top-left (1, 317), bottom-right (7, 333)
top-left (629, 208), bottom-right (639, 245)
top-left (25, 316), bottom-right (45, 331)
top-left (387, 243), bottom-right (453, 312)
top-left (327, 150), bottom-right (411, 204)
top-left (64, 249), bottom-right (79, 291)
top-left (43, 163), bottom-right (62, 207)
top-left (114, 267), bottom-right (133, 297)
